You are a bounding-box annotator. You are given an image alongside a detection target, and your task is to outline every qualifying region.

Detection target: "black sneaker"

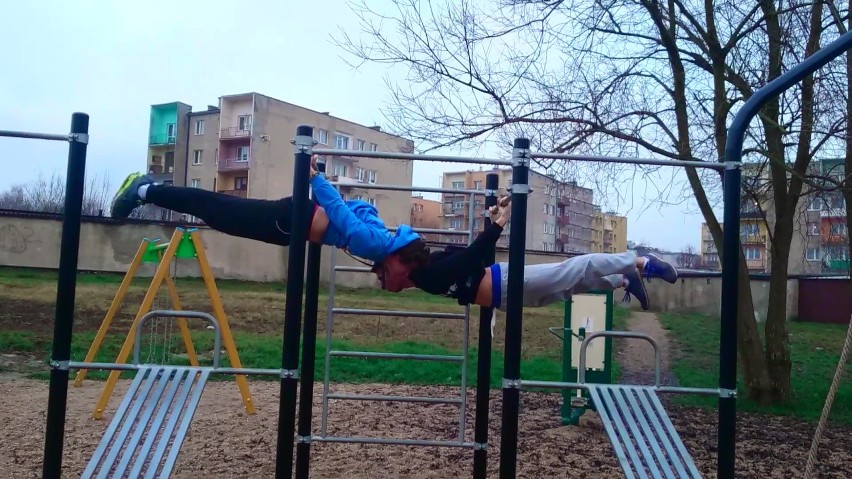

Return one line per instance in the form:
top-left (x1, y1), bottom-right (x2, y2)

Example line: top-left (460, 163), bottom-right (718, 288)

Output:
top-left (643, 253), bottom-right (678, 284)
top-left (622, 269), bottom-right (649, 310)
top-left (110, 172), bottom-right (153, 219)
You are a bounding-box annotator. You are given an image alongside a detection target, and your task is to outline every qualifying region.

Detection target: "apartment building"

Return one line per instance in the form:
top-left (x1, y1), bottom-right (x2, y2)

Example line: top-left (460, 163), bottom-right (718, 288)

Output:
top-left (410, 195), bottom-right (443, 242)
top-left (698, 158), bottom-right (848, 274)
top-left (143, 93), bottom-right (416, 229)
top-left (591, 211), bottom-right (628, 253)
top-left (439, 168), bottom-right (605, 253)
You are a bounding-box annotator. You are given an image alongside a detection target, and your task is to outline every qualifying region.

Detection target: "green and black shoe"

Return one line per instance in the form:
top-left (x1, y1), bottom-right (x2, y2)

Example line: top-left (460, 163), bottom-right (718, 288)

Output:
top-left (110, 172), bottom-right (153, 219)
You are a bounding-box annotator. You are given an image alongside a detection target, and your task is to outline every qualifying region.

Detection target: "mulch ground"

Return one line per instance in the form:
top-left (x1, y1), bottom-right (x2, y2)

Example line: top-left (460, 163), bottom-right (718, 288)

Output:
top-left (0, 377), bottom-right (850, 478)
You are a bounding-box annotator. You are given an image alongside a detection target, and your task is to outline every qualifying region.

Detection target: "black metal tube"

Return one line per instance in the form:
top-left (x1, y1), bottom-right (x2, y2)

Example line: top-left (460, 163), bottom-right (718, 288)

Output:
top-left (717, 27), bottom-right (852, 479)
top-left (42, 112), bottom-right (89, 479)
top-left (295, 160), bottom-right (325, 478)
top-left (276, 125), bottom-right (314, 479)
top-left (499, 139), bottom-right (530, 479)
top-left (473, 173), bottom-right (499, 479)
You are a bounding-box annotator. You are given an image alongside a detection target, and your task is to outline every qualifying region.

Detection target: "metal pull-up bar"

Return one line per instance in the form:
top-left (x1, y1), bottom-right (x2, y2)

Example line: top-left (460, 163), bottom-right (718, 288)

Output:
top-left (3, 112), bottom-right (92, 479)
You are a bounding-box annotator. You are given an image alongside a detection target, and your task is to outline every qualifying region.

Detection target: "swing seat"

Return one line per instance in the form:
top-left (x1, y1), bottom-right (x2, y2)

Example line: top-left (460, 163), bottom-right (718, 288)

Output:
top-left (82, 365), bottom-right (210, 479)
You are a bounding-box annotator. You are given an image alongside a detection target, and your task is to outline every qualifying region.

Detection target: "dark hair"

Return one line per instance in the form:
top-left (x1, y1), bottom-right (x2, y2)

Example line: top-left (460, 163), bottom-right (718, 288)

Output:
top-left (372, 239), bottom-right (431, 272)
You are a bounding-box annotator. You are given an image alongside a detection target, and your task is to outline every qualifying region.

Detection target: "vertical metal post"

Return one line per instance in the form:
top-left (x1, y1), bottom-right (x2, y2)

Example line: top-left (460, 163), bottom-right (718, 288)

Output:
top-left (295, 160), bottom-right (325, 478)
top-left (458, 192), bottom-right (476, 442)
top-left (42, 112), bottom-right (89, 479)
top-left (718, 161), bottom-right (740, 479)
top-left (276, 125), bottom-right (313, 479)
top-left (473, 173), bottom-right (499, 479)
top-left (499, 139), bottom-right (530, 479)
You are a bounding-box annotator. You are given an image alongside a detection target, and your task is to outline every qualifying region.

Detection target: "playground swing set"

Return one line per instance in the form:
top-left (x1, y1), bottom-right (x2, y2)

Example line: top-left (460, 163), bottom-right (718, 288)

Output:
top-left (2, 28), bottom-right (850, 479)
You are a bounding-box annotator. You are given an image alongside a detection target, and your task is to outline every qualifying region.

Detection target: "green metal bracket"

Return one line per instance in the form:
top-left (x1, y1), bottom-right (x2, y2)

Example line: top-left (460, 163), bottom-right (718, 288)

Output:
top-left (141, 228), bottom-right (199, 264)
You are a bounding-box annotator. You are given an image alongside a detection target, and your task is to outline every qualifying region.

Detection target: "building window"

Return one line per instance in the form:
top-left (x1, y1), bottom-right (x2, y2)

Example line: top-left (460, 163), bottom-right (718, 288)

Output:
top-left (452, 181), bottom-right (464, 189)
top-left (235, 177), bottom-right (248, 190)
top-left (192, 150), bottom-right (202, 165)
top-left (740, 223), bottom-right (759, 236)
top-left (368, 169), bottom-right (377, 184)
top-left (808, 222), bottom-right (819, 236)
top-left (450, 219), bottom-right (462, 229)
top-left (830, 222), bottom-right (848, 236)
top-left (808, 197), bottom-right (823, 211)
top-left (369, 142), bottom-right (378, 151)
top-left (356, 139), bottom-right (366, 151)
top-left (806, 247), bottom-right (820, 261)
top-left (238, 115), bottom-right (252, 132)
top-left (190, 178), bottom-right (201, 188)
top-left (167, 123), bottom-right (176, 140)
top-left (744, 247), bottom-right (761, 260)
top-left (315, 129), bottom-right (329, 145)
top-left (236, 146), bottom-right (249, 161)
top-left (332, 162), bottom-right (347, 177)
top-left (335, 134), bottom-right (350, 149)
top-left (195, 120), bottom-right (204, 135)
top-left (356, 167), bottom-right (365, 182)
top-left (368, 197), bottom-right (376, 206)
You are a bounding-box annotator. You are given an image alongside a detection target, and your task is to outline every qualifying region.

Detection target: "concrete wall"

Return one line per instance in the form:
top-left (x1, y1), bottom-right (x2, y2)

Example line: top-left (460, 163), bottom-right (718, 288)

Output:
top-left (0, 213), bottom-right (812, 321)
top-left (624, 275), bottom-right (799, 321)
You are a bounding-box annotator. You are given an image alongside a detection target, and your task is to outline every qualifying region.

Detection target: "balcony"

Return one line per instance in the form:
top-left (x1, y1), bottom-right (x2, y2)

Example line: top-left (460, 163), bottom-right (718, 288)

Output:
top-left (740, 233), bottom-right (766, 244)
top-left (149, 134), bottom-right (176, 146)
top-left (556, 233), bottom-right (571, 244)
top-left (746, 258), bottom-right (767, 271)
top-left (218, 189), bottom-right (247, 198)
top-left (442, 205), bottom-right (466, 216)
top-left (822, 232), bottom-right (848, 244)
top-left (821, 207), bottom-right (846, 218)
top-left (218, 157), bottom-right (250, 172)
top-left (826, 258), bottom-right (850, 271)
top-left (556, 215), bottom-right (570, 226)
top-left (220, 126), bottom-right (251, 140)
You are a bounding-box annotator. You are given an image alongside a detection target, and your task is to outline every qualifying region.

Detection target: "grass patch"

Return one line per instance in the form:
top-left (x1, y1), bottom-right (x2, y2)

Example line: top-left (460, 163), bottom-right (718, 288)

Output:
top-left (0, 331), bottom-right (38, 352)
top-left (659, 312), bottom-right (852, 425)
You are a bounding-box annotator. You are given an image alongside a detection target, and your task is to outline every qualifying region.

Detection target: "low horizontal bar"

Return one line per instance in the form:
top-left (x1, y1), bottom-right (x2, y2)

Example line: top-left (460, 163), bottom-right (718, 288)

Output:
top-left (329, 351), bottom-right (464, 362)
top-left (326, 393), bottom-right (463, 405)
top-left (334, 266), bottom-right (373, 273)
top-left (520, 380), bottom-right (723, 397)
top-left (150, 242), bottom-right (171, 251)
top-left (0, 129), bottom-right (72, 142)
top-left (332, 308), bottom-right (467, 320)
top-left (389, 226), bottom-right (473, 236)
top-left (329, 181), bottom-right (484, 196)
top-left (311, 436), bottom-right (475, 448)
top-left (68, 362), bottom-right (282, 377)
top-left (520, 380), bottom-right (589, 391)
top-left (210, 367), bottom-right (283, 376)
top-left (312, 147), bottom-right (512, 166)
top-left (68, 361), bottom-right (139, 372)
top-left (530, 152), bottom-right (726, 170)
top-left (655, 386), bottom-right (721, 396)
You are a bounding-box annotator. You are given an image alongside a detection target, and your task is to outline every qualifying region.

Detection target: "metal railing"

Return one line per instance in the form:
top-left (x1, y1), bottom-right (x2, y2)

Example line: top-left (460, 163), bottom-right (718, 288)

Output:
top-left (218, 156), bottom-right (250, 172)
top-left (220, 126), bottom-right (251, 139)
top-left (149, 134), bottom-right (176, 145)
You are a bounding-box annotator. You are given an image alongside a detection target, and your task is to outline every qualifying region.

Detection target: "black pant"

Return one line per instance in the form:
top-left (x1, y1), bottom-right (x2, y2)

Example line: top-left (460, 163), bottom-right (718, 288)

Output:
top-left (147, 184), bottom-right (303, 246)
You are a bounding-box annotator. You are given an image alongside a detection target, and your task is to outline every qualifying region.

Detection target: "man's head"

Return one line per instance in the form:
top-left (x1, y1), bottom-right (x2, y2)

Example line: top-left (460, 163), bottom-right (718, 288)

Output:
top-left (372, 238), bottom-right (431, 292)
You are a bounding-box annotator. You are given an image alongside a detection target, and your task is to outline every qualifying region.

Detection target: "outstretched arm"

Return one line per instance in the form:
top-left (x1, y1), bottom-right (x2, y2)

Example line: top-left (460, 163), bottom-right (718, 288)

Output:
top-left (309, 167), bottom-right (391, 257)
top-left (465, 196), bottom-right (510, 258)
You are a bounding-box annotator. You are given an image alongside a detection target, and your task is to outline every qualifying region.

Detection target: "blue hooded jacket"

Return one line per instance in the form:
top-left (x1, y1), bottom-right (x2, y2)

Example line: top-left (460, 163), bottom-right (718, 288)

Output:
top-left (310, 174), bottom-right (421, 262)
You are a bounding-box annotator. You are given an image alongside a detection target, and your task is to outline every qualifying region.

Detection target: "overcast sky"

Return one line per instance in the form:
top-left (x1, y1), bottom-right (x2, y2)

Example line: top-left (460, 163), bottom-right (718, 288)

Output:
top-left (0, 0), bottom-right (721, 251)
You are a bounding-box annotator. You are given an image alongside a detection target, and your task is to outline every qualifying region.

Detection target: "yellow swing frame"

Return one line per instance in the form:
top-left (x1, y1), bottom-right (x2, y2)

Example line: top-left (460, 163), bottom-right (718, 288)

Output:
top-left (73, 227), bottom-right (256, 419)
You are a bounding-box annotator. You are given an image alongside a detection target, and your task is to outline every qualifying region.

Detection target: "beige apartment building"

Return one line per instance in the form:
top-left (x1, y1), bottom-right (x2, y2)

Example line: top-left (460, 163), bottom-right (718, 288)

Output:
top-left (591, 212), bottom-right (628, 253)
top-left (410, 195), bottom-right (443, 242)
top-left (440, 168), bottom-right (609, 253)
top-left (144, 93), bottom-right (416, 230)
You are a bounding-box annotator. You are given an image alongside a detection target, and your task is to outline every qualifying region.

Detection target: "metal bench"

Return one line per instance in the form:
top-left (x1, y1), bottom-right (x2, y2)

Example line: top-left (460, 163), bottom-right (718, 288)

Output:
top-left (81, 310), bottom-right (221, 479)
top-left (579, 331), bottom-right (702, 479)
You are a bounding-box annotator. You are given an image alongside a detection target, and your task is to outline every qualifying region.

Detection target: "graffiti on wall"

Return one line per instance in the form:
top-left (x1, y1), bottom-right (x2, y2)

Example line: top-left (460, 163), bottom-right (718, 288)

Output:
top-left (0, 224), bottom-right (38, 254)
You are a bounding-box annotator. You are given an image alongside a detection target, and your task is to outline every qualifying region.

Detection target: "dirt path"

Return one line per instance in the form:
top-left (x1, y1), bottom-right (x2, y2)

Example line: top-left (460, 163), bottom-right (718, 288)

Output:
top-left (615, 311), bottom-right (679, 387)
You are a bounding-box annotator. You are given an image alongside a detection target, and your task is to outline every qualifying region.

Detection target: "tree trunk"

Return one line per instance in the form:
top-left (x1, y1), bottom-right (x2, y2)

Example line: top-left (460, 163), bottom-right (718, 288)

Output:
top-left (765, 231), bottom-right (793, 402)
top-left (736, 252), bottom-right (774, 404)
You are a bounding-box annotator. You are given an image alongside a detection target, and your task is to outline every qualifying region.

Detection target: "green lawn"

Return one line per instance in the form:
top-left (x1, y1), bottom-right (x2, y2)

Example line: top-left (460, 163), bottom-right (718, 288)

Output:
top-left (659, 311), bottom-right (852, 425)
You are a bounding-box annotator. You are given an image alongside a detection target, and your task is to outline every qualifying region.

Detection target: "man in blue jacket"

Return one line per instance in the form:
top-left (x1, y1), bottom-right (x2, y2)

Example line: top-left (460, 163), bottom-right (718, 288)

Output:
top-left (109, 161), bottom-right (430, 289)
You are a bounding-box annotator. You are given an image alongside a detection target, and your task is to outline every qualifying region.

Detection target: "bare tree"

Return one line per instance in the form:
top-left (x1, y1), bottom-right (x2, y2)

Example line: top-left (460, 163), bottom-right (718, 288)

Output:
top-left (337, 0), bottom-right (850, 403)
top-left (677, 244), bottom-right (699, 269)
top-left (0, 171), bottom-right (115, 216)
